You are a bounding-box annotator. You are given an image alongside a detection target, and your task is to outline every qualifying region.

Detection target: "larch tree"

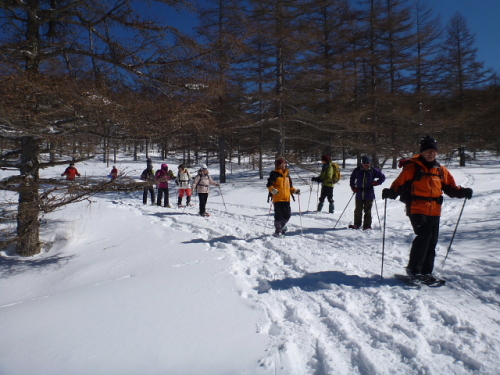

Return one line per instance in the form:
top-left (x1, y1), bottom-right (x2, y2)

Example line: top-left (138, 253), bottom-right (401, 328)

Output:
top-left (436, 12), bottom-right (493, 165)
top-left (0, 0), bottom-right (198, 256)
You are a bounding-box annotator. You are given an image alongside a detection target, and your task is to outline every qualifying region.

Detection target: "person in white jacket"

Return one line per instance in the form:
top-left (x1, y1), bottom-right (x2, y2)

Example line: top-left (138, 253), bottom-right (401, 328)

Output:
top-left (176, 165), bottom-right (192, 207)
top-left (192, 164), bottom-right (219, 217)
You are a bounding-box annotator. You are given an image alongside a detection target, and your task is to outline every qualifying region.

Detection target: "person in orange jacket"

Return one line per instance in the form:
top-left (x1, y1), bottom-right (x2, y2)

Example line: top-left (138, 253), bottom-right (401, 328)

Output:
top-left (382, 136), bottom-right (473, 282)
top-left (61, 163), bottom-right (81, 181)
top-left (266, 158), bottom-right (300, 237)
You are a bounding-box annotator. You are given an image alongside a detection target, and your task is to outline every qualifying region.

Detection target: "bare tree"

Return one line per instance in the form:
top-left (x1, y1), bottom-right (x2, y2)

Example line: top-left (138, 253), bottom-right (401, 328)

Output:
top-left (0, 0), bottom-right (199, 256)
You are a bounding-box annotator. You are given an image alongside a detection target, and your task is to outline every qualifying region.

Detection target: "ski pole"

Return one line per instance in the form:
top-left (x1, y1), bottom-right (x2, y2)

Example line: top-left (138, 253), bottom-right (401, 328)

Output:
top-left (307, 179), bottom-right (313, 211)
top-left (380, 198), bottom-right (387, 280)
top-left (268, 200), bottom-right (274, 232)
top-left (316, 182), bottom-right (320, 214)
top-left (374, 198), bottom-right (382, 229)
top-left (333, 192), bottom-right (355, 229)
top-left (297, 193), bottom-right (304, 235)
top-left (218, 185), bottom-right (228, 213)
top-left (441, 198), bottom-right (468, 268)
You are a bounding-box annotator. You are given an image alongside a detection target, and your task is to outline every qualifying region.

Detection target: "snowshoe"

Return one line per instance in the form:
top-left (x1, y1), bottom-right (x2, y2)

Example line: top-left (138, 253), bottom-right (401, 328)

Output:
top-left (420, 275), bottom-right (446, 287)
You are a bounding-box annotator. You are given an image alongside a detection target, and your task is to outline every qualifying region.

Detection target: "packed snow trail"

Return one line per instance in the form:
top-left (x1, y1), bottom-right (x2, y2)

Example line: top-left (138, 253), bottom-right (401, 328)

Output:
top-left (110, 165), bottom-right (500, 375)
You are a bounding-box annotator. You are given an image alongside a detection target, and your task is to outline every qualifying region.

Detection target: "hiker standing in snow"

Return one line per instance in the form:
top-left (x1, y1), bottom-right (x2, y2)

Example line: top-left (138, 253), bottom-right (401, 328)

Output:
top-left (155, 163), bottom-right (176, 207)
top-left (140, 161), bottom-right (156, 205)
top-left (267, 158), bottom-right (301, 237)
top-left (61, 162), bottom-right (81, 181)
top-left (192, 164), bottom-right (219, 217)
top-left (311, 155), bottom-right (341, 213)
top-left (382, 136), bottom-right (473, 282)
top-left (109, 166), bottom-right (118, 180)
top-left (349, 155), bottom-right (386, 230)
top-left (176, 165), bottom-right (192, 207)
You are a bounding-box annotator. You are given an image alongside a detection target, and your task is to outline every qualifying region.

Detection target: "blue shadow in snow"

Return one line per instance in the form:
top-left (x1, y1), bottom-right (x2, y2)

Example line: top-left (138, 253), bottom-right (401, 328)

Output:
top-left (257, 271), bottom-right (416, 293)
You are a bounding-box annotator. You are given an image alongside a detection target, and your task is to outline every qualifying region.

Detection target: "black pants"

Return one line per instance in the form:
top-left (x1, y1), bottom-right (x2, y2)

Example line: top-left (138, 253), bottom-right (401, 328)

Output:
top-left (143, 187), bottom-right (155, 204)
top-left (198, 193), bottom-right (209, 215)
top-left (319, 185), bottom-right (334, 204)
top-left (273, 201), bottom-right (291, 233)
top-left (408, 214), bottom-right (440, 275)
top-left (157, 187), bottom-right (170, 206)
top-left (354, 199), bottom-right (373, 229)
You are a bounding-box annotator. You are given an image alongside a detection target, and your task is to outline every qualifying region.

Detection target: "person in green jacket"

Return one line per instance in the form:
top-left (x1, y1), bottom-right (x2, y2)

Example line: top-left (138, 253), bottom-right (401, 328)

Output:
top-left (311, 155), bottom-right (341, 213)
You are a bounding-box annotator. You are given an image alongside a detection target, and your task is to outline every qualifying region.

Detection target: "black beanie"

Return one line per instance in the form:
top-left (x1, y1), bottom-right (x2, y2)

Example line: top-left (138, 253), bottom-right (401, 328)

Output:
top-left (361, 155), bottom-right (372, 164)
top-left (420, 136), bottom-right (438, 152)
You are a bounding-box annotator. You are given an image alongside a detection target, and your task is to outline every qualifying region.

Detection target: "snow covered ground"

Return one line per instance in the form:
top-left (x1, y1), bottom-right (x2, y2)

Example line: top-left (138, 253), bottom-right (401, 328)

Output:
top-left (1, 155), bottom-right (499, 375)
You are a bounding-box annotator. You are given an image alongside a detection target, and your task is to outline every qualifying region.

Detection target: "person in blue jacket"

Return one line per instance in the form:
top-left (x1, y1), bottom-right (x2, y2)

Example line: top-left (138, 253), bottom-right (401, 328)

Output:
top-left (349, 155), bottom-right (386, 230)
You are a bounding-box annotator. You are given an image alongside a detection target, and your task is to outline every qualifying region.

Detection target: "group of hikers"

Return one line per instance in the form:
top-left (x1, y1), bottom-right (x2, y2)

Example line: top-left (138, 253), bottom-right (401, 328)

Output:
top-left (140, 158), bottom-right (219, 217)
top-left (62, 135), bottom-right (473, 285)
top-left (266, 136), bottom-right (473, 285)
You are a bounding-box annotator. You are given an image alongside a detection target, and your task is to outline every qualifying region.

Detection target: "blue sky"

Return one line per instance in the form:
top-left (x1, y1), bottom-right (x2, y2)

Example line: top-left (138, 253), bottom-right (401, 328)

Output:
top-left (432, 0), bottom-right (500, 73)
top-left (141, 0), bottom-right (500, 74)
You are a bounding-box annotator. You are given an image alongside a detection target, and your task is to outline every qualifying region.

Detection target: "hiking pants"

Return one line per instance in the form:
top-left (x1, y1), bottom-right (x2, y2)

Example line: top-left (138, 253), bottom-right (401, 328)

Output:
top-left (198, 193), bottom-right (209, 215)
top-left (178, 189), bottom-right (192, 206)
top-left (354, 199), bottom-right (373, 229)
top-left (319, 185), bottom-right (334, 204)
top-left (143, 186), bottom-right (155, 204)
top-left (273, 201), bottom-right (291, 233)
top-left (408, 214), bottom-right (440, 275)
top-left (157, 187), bottom-right (170, 206)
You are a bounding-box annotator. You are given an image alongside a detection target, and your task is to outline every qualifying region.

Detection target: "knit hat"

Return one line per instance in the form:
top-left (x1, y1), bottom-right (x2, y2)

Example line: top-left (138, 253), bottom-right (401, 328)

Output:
top-left (178, 164), bottom-right (185, 169)
top-left (420, 136), bottom-right (438, 152)
top-left (275, 158), bottom-right (286, 167)
top-left (201, 164), bottom-right (207, 170)
top-left (361, 155), bottom-right (372, 165)
top-left (321, 155), bottom-right (330, 163)
top-left (161, 163), bottom-right (168, 170)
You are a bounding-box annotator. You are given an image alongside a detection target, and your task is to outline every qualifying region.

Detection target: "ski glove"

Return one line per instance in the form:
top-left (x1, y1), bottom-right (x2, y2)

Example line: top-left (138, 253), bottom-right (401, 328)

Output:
top-left (270, 188), bottom-right (279, 195)
top-left (311, 177), bottom-right (318, 182)
top-left (371, 181), bottom-right (379, 186)
top-left (351, 187), bottom-right (359, 193)
top-left (294, 189), bottom-right (300, 195)
top-left (462, 188), bottom-right (473, 199)
top-left (382, 188), bottom-right (398, 200)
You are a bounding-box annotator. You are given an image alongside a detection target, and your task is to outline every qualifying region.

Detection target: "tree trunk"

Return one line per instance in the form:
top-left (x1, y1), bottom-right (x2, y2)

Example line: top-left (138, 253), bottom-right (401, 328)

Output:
top-left (219, 135), bottom-right (226, 183)
top-left (17, 136), bottom-right (41, 256)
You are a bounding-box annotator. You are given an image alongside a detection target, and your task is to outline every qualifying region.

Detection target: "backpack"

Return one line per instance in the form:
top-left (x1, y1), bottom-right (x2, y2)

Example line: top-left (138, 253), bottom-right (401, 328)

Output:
top-left (331, 162), bottom-right (341, 184)
top-left (141, 168), bottom-right (154, 181)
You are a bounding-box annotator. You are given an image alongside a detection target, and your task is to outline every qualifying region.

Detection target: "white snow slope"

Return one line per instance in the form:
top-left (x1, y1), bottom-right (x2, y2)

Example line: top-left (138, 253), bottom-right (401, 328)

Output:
top-left (1, 155), bottom-right (499, 375)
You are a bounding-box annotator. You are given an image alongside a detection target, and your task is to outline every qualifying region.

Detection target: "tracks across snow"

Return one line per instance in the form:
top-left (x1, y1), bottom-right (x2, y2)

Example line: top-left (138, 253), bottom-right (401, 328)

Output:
top-left (112, 195), bottom-right (500, 375)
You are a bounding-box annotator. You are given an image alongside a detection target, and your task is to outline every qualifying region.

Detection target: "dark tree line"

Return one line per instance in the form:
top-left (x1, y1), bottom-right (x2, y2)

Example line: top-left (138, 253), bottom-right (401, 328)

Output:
top-left (1, 0), bottom-right (499, 256)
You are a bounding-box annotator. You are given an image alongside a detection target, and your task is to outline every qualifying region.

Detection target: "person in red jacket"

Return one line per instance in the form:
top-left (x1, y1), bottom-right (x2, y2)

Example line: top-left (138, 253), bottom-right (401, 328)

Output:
top-left (109, 166), bottom-right (118, 180)
top-left (61, 163), bottom-right (81, 181)
top-left (382, 136), bottom-right (473, 283)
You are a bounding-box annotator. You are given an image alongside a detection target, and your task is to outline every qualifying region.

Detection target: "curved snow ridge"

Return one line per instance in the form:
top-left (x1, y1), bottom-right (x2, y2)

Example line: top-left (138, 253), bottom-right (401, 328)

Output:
top-left (109, 196), bottom-right (500, 374)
